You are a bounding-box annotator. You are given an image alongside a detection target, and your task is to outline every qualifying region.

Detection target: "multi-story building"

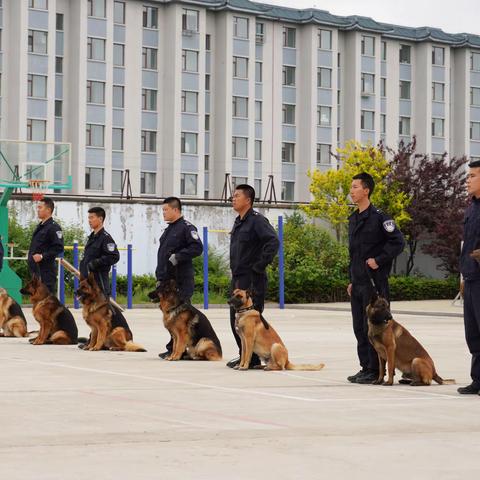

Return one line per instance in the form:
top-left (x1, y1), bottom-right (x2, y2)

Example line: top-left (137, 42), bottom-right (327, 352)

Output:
top-left (1, 0), bottom-right (480, 202)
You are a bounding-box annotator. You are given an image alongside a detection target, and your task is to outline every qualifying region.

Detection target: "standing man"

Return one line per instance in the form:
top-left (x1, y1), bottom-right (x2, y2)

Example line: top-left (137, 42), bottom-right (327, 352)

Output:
top-left (347, 173), bottom-right (405, 384)
top-left (28, 197), bottom-right (64, 294)
top-left (228, 184), bottom-right (279, 369)
top-left (155, 197), bottom-right (203, 358)
top-left (458, 159), bottom-right (480, 395)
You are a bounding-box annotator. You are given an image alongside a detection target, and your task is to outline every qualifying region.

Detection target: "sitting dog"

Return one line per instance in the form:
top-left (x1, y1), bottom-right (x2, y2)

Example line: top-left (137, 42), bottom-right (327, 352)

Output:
top-left (20, 276), bottom-right (79, 345)
top-left (228, 289), bottom-right (325, 371)
top-left (148, 280), bottom-right (222, 361)
top-left (0, 288), bottom-right (28, 337)
top-left (367, 293), bottom-right (455, 386)
top-left (77, 272), bottom-right (146, 352)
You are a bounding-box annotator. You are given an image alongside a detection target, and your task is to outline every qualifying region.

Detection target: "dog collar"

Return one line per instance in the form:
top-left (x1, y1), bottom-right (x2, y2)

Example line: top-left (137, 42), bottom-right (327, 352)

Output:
top-left (236, 305), bottom-right (255, 313)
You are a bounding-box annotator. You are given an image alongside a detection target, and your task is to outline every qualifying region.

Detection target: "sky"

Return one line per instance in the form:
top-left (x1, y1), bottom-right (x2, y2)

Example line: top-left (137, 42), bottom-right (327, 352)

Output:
top-left (256, 0), bottom-right (480, 36)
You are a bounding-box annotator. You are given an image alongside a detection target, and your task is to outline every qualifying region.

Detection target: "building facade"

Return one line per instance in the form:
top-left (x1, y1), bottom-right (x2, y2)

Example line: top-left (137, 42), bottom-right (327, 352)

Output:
top-left (1, 0), bottom-right (480, 202)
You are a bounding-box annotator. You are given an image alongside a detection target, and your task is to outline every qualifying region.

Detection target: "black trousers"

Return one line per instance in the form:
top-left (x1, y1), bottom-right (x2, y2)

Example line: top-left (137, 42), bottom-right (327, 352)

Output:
top-left (463, 280), bottom-right (480, 387)
top-left (350, 281), bottom-right (389, 373)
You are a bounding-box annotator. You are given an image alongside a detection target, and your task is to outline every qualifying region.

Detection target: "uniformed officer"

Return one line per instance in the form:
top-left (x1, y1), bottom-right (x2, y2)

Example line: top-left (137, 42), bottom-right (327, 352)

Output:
top-left (347, 173), bottom-right (405, 384)
top-left (227, 184), bottom-right (279, 369)
top-left (27, 197), bottom-right (64, 293)
top-left (79, 206), bottom-right (119, 296)
top-left (0, 235), bottom-right (4, 272)
top-left (155, 197), bottom-right (203, 358)
top-left (458, 159), bottom-right (480, 395)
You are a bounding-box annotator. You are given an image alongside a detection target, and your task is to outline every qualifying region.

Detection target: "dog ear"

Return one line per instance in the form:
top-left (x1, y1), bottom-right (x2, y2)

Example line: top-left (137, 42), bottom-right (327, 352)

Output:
top-left (87, 271), bottom-right (96, 284)
top-left (369, 290), bottom-right (378, 304)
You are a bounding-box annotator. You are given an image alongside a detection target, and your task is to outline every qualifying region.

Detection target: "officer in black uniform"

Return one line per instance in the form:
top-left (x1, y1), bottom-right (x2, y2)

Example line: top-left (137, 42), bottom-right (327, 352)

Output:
top-left (227, 184), bottom-right (279, 369)
top-left (155, 197), bottom-right (203, 358)
top-left (0, 235), bottom-right (4, 272)
top-left (347, 173), bottom-right (405, 384)
top-left (458, 159), bottom-right (480, 395)
top-left (27, 197), bottom-right (64, 293)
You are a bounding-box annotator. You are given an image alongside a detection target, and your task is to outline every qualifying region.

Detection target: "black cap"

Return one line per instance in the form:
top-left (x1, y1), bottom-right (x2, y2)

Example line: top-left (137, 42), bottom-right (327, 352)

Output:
top-left (469, 159), bottom-right (480, 168)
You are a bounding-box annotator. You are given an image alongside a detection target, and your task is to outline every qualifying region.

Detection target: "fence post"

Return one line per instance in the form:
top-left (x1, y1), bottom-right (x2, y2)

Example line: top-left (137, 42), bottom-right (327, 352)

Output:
top-left (127, 243), bottom-right (133, 309)
top-left (203, 226), bottom-right (208, 310)
top-left (58, 253), bottom-right (65, 305)
top-left (278, 216), bottom-right (285, 309)
top-left (73, 240), bottom-right (79, 309)
top-left (111, 264), bottom-right (117, 300)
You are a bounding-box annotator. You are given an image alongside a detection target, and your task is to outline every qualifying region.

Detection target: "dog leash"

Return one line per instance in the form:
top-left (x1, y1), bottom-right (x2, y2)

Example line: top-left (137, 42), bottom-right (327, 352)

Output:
top-left (364, 263), bottom-right (380, 294)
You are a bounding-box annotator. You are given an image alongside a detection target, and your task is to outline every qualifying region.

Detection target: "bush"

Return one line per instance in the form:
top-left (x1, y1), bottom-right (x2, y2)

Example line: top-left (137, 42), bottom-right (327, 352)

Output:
top-left (389, 276), bottom-right (458, 301)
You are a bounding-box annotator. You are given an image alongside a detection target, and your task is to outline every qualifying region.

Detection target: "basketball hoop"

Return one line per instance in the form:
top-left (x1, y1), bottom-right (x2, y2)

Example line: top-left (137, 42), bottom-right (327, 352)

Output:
top-left (28, 179), bottom-right (50, 201)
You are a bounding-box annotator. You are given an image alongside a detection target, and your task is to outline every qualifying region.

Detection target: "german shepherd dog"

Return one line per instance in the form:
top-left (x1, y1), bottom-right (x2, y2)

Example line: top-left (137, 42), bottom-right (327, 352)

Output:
top-left (20, 276), bottom-right (79, 345)
top-left (228, 289), bottom-right (325, 371)
top-left (77, 272), bottom-right (146, 352)
top-left (366, 292), bottom-right (455, 386)
top-left (0, 288), bottom-right (28, 337)
top-left (148, 279), bottom-right (222, 361)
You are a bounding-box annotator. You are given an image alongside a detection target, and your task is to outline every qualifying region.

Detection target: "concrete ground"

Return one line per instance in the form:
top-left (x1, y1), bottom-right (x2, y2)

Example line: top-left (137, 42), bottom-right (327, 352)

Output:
top-left (1, 303), bottom-right (479, 480)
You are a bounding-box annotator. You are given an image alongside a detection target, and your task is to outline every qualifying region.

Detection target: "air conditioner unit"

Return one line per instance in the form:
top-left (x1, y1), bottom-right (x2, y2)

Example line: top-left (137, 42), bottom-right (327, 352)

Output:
top-left (255, 34), bottom-right (265, 45)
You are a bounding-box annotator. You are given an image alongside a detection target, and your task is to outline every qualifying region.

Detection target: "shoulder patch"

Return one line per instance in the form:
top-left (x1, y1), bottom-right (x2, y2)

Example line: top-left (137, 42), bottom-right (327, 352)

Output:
top-left (56, 230), bottom-right (63, 239)
top-left (106, 243), bottom-right (116, 252)
top-left (191, 230), bottom-right (200, 241)
top-left (383, 220), bottom-right (396, 233)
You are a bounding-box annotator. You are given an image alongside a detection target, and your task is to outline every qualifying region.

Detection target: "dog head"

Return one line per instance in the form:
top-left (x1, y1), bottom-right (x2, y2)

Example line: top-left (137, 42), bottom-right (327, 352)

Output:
top-left (148, 279), bottom-right (179, 305)
top-left (77, 272), bottom-right (104, 304)
top-left (20, 275), bottom-right (50, 302)
top-left (228, 288), bottom-right (253, 310)
top-left (366, 294), bottom-right (393, 325)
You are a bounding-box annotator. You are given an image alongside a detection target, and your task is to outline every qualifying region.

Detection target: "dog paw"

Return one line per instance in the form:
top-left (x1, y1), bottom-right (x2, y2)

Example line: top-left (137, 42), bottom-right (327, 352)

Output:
top-left (383, 381), bottom-right (393, 386)
top-left (372, 379), bottom-right (384, 385)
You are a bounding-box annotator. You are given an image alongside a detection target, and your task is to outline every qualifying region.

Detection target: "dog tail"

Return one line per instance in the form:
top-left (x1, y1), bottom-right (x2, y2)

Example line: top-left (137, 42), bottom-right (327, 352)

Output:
top-left (124, 341), bottom-right (147, 353)
top-left (433, 374), bottom-right (455, 385)
top-left (286, 362), bottom-right (325, 371)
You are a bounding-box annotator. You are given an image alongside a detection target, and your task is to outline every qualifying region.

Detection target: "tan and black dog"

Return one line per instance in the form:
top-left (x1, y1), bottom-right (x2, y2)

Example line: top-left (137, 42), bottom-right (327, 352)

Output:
top-left (228, 289), bottom-right (325, 371)
top-left (77, 272), bottom-right (146, 352)
top-left (20, 276), bottom-right (79, 345)
top-left (148, 280), bottom-right (222, 361)
top-left (367, 293), bottom-right (455, 386)
top-left (0, 288), bottom-right (28, 337)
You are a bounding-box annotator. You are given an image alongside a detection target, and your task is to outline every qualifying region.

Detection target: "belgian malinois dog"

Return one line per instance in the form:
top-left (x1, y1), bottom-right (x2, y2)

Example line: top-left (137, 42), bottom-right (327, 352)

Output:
top-left (77, 272), bottom-right (146, 352)
top-left (0, 288), bottom-right (28, 337)
top-left (367, 293), bottom-right (455, 386)
top-left (148, 279), bottom-right (222, 361)
top-left (20, 276), bottom-right (79, 345)
top-left (228, 289), bottom-right (325, 371)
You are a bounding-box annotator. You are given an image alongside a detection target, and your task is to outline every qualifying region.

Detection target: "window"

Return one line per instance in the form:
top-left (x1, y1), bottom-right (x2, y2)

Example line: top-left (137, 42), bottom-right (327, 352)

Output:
top-left (232, 96), bottom-right (248, 118)
top-left (316, 144), bottom-right (330, 164)
top-left (86, 80), bottom-right (105, 104)
top-left (255, 140), bottom-right (262, 160)
top-left (56, 13), bottom-right (63, 30)
top-left (206, 34), bottom-right (211, 51)
top-left (471, 52), bottom-right (480, 71)
top-left (85, 167), bottom-right (104, 190)
top-left (317, 106), bottom-right (331, 126)
top-left (256, 22), bottom-right (265, 44)
top-left (114, 1), bottom-right (125, 24)
top-left (399, 116), bottom-right (411, 135)
top-left (181, 173), bottom-right (197, 195)
top-left (143, 6), bottom-right (158, 28)
top-left (254, 179), bottom-right (261, 200)
top-left (27, 119), bottom-right (46, 141)
top-left (205, 74), bottom-right (211, 91)
top-left (471, 122), bottom-right (480, 140)
top-left (28, 30), bottom-right (48, 54)
top-left (432, 82), bottom-right (445, 101)
top-left (181, 90), bottom-right (198, 113)
top-left (319, 29), bottom-right (332, 50)
top-left (86, 124), bottom-right (104, 147)
top-left (233, 56), bottom-right (248, 78)
top-left (182, 50), bottom-right (198, 72)
top-left (381, 41), bottom-right (386, 61)
top-left (361, 35), bottom-right (375, 56)
top-left (361, 73), bottom-right (375, 94)
top-left (282, 142), bottom-right (295, 163)
top-left (233, 16), bottom-right (249, 39)
top-left (381, 114), bottom-right (386, 134)
top-left (204, 155), bottom-right (210, 170)
top-left (361, 110), bottom-right (375, 130)
top-left (205, 114), bottom-right (210, 131)
top-left (432, 118), bottom-right (444, 137)
top-left (255, 62), bottom-right (263, 83)
top-left (182, 9), bottom-right (199, 32)
top-left (232, 137), bottom-right (247, 158)
top-left (27, 74), bottom-right (47, 98)
top-left (255, 101), bottom-right (262, 122)
top-left (317, 67), bottom-right (332, 88)
top-left (282, 65), bottom-right (296, 86)
top-left (283, 27), bottom-right (296, 48)
top-left (113, 85), bottom-right (124, 108)
top-left (87, 37), bottom-right (105, 61)
top-left (29, 0), bottom-right (48, 9)
top-left (141, 172), bottom-right (156, 194)
top-left (112, 170), bottom-right (123, 193)
top-left (399, 80), bottom-right (411, 100)
top-left (282, 104), bottom-right (295, 124)
top-left (141, 130), bottom-right (157, 152)
top-left (181, 132), bottom-right (198, 154)
top-left (55, 57), bottom-right (63, 73)
top-left (281, 181), bottom-right (294, 201)
top-left (87, 0), bottom-right (105, 18)
top-left (55, 100), bottom-right (62, 117)
top-left (399, 44), bottom-right (411, 64)
top-left (112, 128), bottom-right (124, 150)
top-left (142, 47), bottom-right (157, 69)
top-left (113, 43), bottom-right (125, 66)
top-left (380, 78), bottom-right (386, 97)
top-left (471, 87), bottom-right (480, 106)
top-left (232, 176), bottom-right (247, 189)
top-left (432, 46), bottom-right (445, 66)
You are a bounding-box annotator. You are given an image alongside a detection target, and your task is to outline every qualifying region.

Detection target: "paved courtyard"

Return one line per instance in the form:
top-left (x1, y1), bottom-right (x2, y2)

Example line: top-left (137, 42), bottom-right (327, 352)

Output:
top-left (0, 304), bottom-right (479, 479)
